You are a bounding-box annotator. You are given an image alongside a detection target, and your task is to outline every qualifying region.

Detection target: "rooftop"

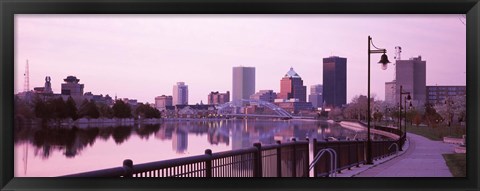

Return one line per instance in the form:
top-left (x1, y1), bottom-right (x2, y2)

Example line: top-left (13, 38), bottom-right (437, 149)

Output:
top-left (284, 67), bottom-right (301, 78)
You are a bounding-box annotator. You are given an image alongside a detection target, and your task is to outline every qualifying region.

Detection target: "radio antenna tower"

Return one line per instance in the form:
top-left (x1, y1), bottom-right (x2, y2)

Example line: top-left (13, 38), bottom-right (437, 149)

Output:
top-left (393, 46), bottom-right (402, 81)
top-left (24, 60), bottom-right (30, 92)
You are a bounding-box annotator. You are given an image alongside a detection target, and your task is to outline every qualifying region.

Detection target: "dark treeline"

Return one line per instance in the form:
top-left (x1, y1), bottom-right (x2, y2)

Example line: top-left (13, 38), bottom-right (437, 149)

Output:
top-left (15, 95), bottom-right (161, 125)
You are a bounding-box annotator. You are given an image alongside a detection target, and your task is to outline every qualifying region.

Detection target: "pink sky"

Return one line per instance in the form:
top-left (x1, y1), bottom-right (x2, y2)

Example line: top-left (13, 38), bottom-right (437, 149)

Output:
top-left (14, 14), bottom-right (466, 104)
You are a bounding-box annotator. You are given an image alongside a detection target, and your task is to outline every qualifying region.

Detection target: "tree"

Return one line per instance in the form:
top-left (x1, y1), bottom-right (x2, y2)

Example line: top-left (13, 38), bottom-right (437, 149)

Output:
top-left (97, 103), bottom-right (114, 118)
top-left (34, 96), bottom-right (51, 120)
top-left (424, 103), bottom-right (443, 128)
top-left (65, 96), bottom-right (78, 120)
top-left (50, 97), bottom-right (67, 120)
top-left (134, 103), bottom-right (162, 119)
top-left (78, 99), bottom-right (100, 119)
top-left (373, 110), bottom-right (383, 122)
top-left (112, 100), bottom-right (132, 118)
top-left (14, 95), bottom-right (34, 119)
top-left (328, 107), bottom-right (343, 120)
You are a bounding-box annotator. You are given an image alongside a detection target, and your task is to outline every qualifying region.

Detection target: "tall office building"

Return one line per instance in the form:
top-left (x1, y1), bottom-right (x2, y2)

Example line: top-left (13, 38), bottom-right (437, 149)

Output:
top-left (232, 66), bottom-right (255, 102)
top-left (323, 56), bottom-right (347, 108)
top-left (394, 56), bottom-right (426, 107)
top-left (309, 84), bottom-right (323, 108)
top-left (61, 76), bottom-right (84, 96)
top-left (278, 67), bottom-right (307, 102)
top-left (173, 82), bottom-right (188, 105)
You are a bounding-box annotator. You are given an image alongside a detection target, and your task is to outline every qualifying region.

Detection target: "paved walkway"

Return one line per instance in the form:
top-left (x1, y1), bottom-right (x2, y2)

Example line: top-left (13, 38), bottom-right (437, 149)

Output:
top-left (352, 132), bottom-right (456, 177)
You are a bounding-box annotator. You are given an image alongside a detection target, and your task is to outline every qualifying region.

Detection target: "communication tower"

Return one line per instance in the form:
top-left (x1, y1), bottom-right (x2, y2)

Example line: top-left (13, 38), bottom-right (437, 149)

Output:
top-left (24, 60), bottom-right (30, 92)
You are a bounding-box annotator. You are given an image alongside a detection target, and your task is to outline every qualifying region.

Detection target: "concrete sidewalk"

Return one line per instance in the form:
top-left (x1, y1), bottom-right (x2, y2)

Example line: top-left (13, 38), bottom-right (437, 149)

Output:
top-left (351, 132), bottom-right (456, 177)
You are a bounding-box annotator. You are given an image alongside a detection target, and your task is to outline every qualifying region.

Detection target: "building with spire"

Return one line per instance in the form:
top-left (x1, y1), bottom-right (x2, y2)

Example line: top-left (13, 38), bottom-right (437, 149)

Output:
top-left (274, 67), bottom-right (312, 114)
top-left (278, 67), bottom-right (307, 102)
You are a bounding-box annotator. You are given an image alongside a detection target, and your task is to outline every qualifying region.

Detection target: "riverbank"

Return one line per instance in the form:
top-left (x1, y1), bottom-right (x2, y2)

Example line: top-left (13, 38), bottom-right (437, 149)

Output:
top-left (339, 121), bottom-right (400, 139)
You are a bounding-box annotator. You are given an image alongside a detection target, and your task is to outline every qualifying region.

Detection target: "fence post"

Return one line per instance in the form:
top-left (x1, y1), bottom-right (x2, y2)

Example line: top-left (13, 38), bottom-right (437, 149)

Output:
top-left (399, 134), bottom-right (404, 151)
top-left (253, 143), bottom-right (263, 177)
top-left (312, 138), bottom-right (317, 177)
top-left (123, 159), bottom-right (133, 178)
top-left (291, 138), bottom-right (297, 177)
top-left (205, 149), bottom-right (212, 177)
top-left (276, 140), bottom-right (282, 177)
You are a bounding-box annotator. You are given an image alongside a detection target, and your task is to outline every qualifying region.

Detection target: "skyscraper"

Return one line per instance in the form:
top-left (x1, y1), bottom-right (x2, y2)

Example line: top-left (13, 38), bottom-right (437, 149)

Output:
top-left (232, 66), bottom-right (255, 102)
top-left (323, 56), bottom-right (347, 108)
top-left (309, 84), bottom-right (323, 108)
top-left (394, 56), bottom-right (426, 107)
top-left (278, 67), bottom-right (307, 102)
top-left (173, 82), bottom-right (188, 105)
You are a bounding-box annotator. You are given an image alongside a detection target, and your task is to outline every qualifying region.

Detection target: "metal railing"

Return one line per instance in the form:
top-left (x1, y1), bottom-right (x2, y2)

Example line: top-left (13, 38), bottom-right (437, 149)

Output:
top-left (63, 139), bottom-right (309, 178)
top-left (63, 122), bottom-right (405, 178)
top-left (310, 148), bottom-right (337, 177)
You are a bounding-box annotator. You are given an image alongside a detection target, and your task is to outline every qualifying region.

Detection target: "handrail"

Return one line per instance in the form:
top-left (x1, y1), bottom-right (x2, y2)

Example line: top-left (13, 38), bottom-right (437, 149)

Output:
top-left (309, 148), bottom-right (337, 177)
top-left (388, 143), bottom-right (399, 156)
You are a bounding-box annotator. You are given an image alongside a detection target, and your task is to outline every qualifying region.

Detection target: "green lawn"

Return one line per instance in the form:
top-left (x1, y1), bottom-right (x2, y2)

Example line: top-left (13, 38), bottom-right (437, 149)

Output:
top-left (405, 124), bottom-right (465, 141)
top-left (443, 153), bottom-right (466, 177)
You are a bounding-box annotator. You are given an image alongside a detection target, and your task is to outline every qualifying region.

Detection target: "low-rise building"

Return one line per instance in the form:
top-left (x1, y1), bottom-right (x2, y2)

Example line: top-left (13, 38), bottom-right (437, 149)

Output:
top-left (250, 90), bottom-right (277, 102)
top-left (426, 85), bottom-right (466, 104)
top-left (208, 91), bottom-right (230, 105)
top-left (155, 95), bottom-right (173, 111)
top-left (274, 98), bottom-right (313, 114)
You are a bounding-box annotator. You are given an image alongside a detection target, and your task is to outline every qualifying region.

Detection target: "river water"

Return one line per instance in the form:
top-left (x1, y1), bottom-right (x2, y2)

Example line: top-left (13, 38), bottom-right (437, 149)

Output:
top-left (14, 119), bottom-right (376, 177)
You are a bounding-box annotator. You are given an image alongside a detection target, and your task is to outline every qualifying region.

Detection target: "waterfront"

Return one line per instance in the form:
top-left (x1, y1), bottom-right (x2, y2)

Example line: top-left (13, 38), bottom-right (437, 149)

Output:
top-left (13, 119), bottom-right (390, 177)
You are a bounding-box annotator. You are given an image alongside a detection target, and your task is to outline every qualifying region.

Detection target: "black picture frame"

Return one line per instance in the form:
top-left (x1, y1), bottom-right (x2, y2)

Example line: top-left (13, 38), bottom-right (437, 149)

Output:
top-left (1, 0), bottom-right (478, 191)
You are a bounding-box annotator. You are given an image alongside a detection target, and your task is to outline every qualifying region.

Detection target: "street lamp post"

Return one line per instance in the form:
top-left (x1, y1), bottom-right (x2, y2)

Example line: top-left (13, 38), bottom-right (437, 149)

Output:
top-left (367, 36), bottom-right (390, 165)
top-left (404, 96), bottom-right (412, 133)
top-left (398, 85), bottom-right (411, 135)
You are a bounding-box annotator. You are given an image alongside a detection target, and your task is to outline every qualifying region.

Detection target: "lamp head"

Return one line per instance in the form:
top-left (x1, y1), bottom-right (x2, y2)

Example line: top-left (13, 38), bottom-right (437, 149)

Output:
top-left (406, 94), bottom-right (412, 100)
top-left (378, 53), bottom-right (390, 70)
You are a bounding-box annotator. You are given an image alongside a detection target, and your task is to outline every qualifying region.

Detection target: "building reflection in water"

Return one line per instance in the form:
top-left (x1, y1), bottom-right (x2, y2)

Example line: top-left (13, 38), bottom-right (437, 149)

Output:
top-left (15, 120), bottom-right (370, 160)
top-left (14, 119), bottom-right (378, 176)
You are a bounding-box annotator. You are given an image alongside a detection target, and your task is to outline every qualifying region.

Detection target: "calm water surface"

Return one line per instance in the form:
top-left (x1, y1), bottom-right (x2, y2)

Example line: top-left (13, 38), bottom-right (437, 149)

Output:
top-left (14, 119), bottom-right (374, 177)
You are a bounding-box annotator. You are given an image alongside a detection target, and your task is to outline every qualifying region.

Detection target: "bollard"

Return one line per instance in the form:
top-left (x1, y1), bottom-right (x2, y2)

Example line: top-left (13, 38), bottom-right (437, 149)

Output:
top-left (123, 159), bottom-right (133, 178)
top-left (205, 149), bottom-right (212, 177)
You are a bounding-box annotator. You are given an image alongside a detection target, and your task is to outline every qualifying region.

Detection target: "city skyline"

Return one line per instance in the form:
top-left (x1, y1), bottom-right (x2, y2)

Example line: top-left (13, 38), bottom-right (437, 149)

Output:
top-left (15, 14), bottom-right (466, 104)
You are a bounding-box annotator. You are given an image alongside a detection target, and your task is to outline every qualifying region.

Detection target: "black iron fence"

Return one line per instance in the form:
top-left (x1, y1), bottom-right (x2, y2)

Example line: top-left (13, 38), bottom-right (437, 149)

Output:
top-left (312, 121), bottom-right (406, 177)
top-left (63, 122), bottom-right (405, 178)
top-left (63, 139), bottom-right (309, 178)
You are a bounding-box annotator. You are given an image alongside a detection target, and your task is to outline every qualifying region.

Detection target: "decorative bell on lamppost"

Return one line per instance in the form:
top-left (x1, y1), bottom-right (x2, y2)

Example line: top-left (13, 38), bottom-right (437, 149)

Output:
top-left (378, 53), bottom-right (391, 70)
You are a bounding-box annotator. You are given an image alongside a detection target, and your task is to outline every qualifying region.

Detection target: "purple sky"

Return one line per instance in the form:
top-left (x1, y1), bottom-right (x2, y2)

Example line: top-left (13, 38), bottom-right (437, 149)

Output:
top-left (15, 15), bottom-right (466, 104)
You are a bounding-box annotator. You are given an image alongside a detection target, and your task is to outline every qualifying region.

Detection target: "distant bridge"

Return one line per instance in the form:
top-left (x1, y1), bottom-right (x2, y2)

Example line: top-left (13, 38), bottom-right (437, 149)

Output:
top-left (216, 99), bottom-right (294, 119)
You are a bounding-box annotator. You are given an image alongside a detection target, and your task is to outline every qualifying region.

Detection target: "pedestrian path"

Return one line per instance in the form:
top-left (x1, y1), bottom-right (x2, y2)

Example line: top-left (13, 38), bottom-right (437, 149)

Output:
top-left (351, 132), bottom-right (456, 177)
